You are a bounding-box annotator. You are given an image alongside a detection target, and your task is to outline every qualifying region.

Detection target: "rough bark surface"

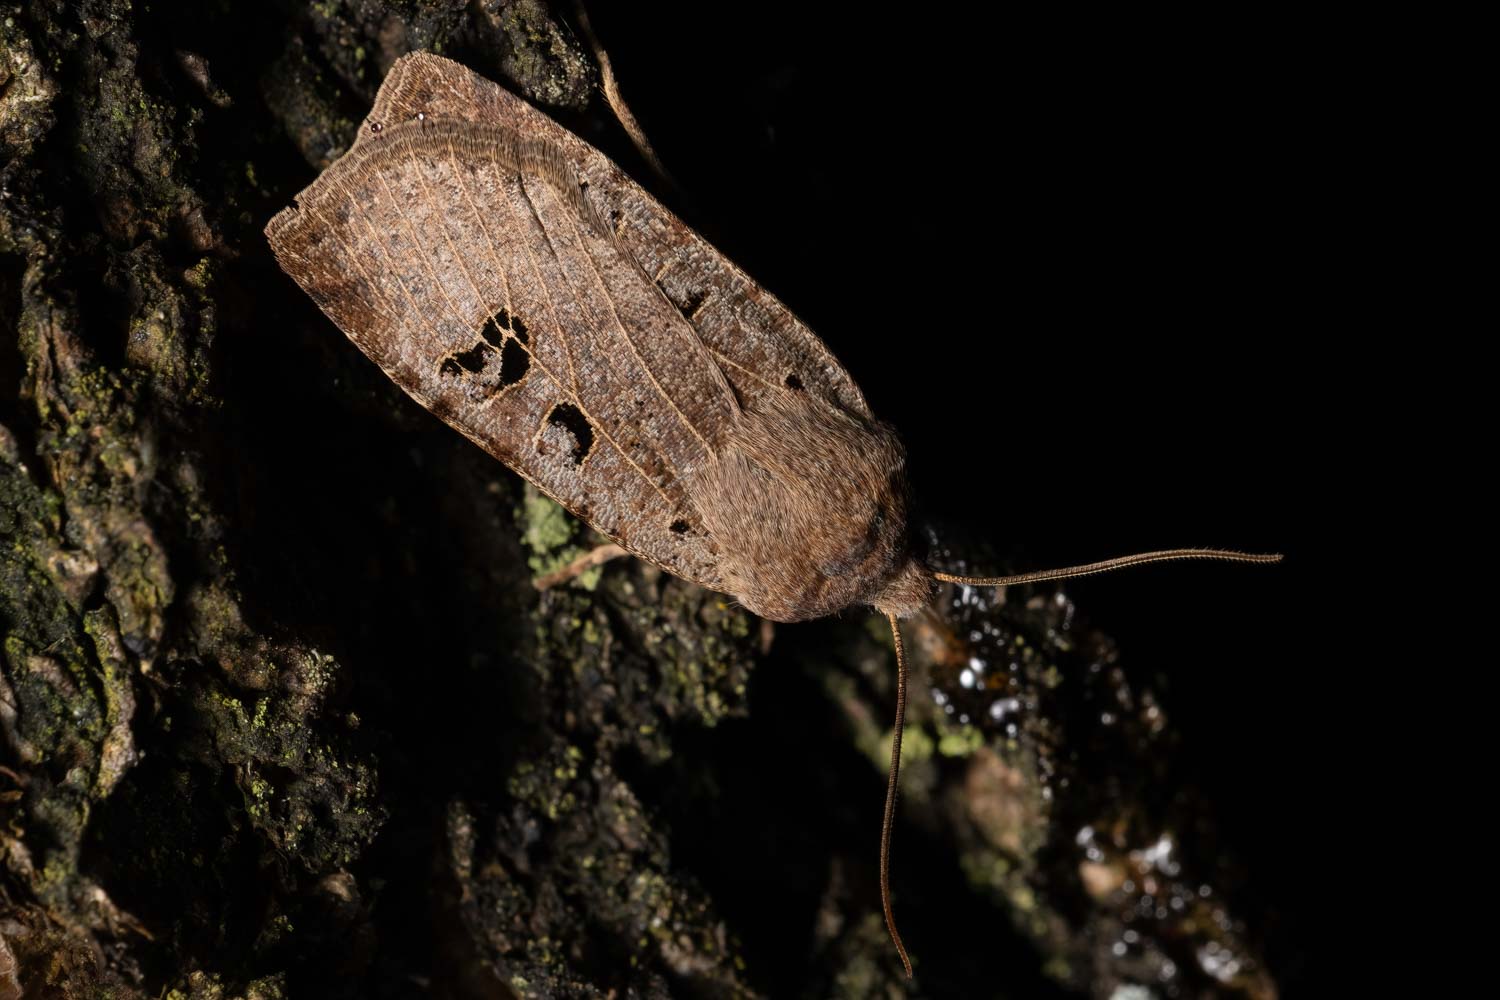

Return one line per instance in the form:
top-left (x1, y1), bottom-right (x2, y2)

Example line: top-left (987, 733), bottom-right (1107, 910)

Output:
top-left (1, 3), bottom-right (1282, 998)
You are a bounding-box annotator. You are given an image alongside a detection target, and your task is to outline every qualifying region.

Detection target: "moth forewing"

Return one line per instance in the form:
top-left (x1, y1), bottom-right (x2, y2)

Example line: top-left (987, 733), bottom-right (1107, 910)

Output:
top-left (267, 54), bottom-right (897, 600)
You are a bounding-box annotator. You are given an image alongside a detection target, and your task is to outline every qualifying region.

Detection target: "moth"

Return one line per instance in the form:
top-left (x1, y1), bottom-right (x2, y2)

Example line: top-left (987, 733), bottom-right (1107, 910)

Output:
top-left (266, 52), bottom-right (1279, 978)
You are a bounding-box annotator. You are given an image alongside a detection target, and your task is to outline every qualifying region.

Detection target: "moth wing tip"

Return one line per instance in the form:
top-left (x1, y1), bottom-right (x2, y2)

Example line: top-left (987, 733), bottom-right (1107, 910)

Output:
top-left (263, 204), bottom-right (307, 254)
top-left (264, 204), bottom-right (296, 233)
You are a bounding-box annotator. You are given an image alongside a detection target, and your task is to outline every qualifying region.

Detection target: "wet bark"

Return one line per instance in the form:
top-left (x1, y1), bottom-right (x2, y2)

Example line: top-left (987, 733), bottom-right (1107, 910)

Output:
top-left (1, 3), bottom-right (1282, 998)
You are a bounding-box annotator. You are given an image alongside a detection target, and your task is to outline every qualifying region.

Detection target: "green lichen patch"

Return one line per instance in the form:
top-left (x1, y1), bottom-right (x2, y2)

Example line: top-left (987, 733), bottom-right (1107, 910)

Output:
top-left (519, 485), bottom-right (604, 590)
top-left (0, 448), bottom-right (116, 912)
top-left (441, 481), bottom-right (762, 993)
top-left (185, 649), bottom-right (383, 873)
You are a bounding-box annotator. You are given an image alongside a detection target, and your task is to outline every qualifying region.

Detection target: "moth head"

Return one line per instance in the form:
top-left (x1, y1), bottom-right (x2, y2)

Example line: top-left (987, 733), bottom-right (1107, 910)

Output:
top-left (871, 557), bottom-right (936, 619)
top-left (692, 391), bottom-right (930, 623)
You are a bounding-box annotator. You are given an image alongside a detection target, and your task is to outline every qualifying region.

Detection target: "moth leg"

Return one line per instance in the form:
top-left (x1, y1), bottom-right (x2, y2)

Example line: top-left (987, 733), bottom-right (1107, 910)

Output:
top-left (758, 619), bottom-right (776, 656)
top-left (533, 542), bottom-right (629, 590)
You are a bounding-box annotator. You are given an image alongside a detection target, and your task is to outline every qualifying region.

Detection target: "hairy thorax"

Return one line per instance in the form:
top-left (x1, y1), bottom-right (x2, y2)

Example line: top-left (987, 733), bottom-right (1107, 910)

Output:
top-left (690, 391), bottom-right (932, 623)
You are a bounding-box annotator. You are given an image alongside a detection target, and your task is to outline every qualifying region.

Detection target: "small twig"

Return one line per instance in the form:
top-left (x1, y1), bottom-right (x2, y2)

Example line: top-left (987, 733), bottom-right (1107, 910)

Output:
top-left (534, 543), bottom-right (629, 590)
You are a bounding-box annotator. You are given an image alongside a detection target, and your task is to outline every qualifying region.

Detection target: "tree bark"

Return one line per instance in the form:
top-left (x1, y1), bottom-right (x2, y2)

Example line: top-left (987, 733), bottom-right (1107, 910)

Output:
top-left (1, 3), bottom-right (1283, 997)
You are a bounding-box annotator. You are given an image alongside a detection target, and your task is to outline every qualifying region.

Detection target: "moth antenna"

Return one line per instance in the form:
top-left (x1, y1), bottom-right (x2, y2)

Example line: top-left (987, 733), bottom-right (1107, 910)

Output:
top-left (881, 613), bottom-right (914, 979)
top-left (932, 548), bottom-right (1282, 588)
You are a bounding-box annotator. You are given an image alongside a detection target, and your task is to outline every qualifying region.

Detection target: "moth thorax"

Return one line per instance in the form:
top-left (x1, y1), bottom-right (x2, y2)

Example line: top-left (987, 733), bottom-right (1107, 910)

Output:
top-left (691, 391), bottom-right (916, 624)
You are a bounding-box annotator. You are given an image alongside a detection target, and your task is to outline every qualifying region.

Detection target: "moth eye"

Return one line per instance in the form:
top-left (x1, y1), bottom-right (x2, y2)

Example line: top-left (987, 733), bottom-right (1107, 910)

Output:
top-left (543, 402), bottom-right (594, 465)
top-left (784, 373), bottom-right (804, 390)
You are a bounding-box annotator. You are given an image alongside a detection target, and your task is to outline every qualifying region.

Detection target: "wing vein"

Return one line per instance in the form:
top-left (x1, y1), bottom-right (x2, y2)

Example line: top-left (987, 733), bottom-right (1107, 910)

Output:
top-left (437, 149), bottom-right (682, 507)
top-left (318, 177), bottom-right (652, 544)
top-left (307, 195), bottom-right (413, 359)
top-left (531, 179), bottom-right (713, 454)
top-left (323, 174), bottom-right (452, 365)
top-left (371, 170), bottom-right (487, 353)
top-left (510, 174), bottom-right (692, 485)
top-left (444, 141), bottom-right (575, 397)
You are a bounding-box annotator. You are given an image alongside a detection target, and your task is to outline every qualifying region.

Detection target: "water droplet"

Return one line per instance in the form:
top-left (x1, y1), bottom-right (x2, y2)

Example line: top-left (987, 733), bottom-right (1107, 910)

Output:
top-left (989, 697), bottom-right (1021, 721)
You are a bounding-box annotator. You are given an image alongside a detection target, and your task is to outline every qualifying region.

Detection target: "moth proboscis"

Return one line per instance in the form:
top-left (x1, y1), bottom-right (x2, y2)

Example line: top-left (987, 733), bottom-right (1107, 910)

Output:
top-left (265, 52), bottom-right (1281, 979)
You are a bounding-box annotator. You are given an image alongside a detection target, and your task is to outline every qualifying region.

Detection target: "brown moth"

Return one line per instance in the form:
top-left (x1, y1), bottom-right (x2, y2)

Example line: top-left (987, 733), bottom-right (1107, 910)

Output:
top-left (266, 52), bottom-right (1279, 978)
